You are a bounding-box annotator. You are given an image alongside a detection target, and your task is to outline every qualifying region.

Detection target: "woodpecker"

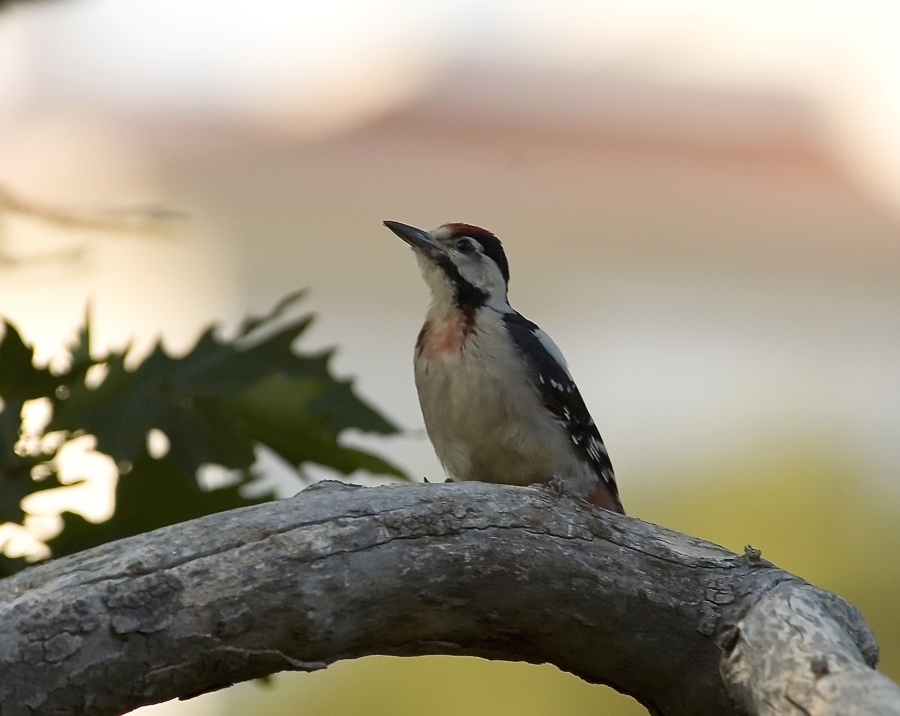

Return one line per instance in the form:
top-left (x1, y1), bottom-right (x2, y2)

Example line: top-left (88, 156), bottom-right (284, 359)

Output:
top-left (385, 220), bottom-right (624, 513)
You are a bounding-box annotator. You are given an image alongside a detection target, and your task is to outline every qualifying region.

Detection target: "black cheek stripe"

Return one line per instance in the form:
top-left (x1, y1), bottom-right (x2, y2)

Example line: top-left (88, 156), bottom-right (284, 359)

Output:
top-left (437, 255), bottom-right (487, 308)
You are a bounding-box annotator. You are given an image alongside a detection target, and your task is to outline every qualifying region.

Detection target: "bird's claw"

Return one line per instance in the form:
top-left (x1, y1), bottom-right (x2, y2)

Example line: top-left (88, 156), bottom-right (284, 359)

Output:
top-left (542, 475), bottom-right (566, 500)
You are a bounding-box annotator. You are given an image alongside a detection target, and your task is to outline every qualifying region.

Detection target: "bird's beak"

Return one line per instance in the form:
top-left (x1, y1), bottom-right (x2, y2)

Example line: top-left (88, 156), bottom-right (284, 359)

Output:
top-left (384, 220), bottom-right (444, 260)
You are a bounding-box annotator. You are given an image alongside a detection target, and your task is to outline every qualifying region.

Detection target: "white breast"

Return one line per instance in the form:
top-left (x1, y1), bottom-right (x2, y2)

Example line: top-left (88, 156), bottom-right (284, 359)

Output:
top-left (414, 307), bottom-right (585, 487)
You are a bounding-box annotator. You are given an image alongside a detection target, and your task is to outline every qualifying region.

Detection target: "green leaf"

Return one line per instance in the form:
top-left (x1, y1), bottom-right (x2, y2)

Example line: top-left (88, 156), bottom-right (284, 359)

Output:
top-left (47, 297), bottom-right (402, 483)
top-left (45, 449), bottom-right (274, 560)
top-left (62, 305), bottom-right (96, 383)
top-left (304, 371), bottom-right (399, 436)
top-left (236, 288), bottom-right (308, 339)
top-left (0, 469), bottom-right (64, 525)
top-left (1, 291), bottom-right (408, 569)
top-left (0, 322), bottom-right (58, 400)
top-left (231, 374), bottom-right (406, 478)
top-left (0, 397), bottom-right (64, 524)
top-left (0, 396), bottom-right (23, 464)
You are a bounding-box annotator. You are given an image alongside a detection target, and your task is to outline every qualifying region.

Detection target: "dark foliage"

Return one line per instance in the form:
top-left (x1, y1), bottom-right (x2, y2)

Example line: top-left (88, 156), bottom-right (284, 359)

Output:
top-left (0, 291), bottom-right (405, 575)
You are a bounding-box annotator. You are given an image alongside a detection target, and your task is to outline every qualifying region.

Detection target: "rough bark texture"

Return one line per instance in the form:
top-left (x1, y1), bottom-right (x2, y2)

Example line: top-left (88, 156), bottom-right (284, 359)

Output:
top-left (722, 583), bottom-right (900, 715)
top-left (0, 481), bottom-right (894, 716)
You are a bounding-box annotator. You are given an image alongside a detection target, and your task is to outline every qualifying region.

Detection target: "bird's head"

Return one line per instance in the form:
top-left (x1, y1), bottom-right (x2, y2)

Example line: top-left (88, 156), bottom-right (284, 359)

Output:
top-left (384, 220), bottom-right (510, 311)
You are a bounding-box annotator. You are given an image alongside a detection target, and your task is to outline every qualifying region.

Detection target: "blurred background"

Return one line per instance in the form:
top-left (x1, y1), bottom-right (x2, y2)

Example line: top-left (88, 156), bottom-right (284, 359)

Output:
top-left (1, 1), bottom-right (899, 714)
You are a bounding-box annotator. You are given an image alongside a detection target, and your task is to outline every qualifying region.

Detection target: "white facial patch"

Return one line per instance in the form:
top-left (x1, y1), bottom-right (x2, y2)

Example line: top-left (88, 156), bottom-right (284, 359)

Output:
top-left (453, 252), bottom-right (507, 303)
top-left (422, 224), bottom-right (510, 312)
top-left (430, 226), bottom-right (453, 241)
top-left (415, 253), bottom-right (456, 313)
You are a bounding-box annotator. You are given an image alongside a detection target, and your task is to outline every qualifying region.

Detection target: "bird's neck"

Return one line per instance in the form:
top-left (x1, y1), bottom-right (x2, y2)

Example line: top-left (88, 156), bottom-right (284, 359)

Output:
top-left (417, 290), bottom-right (512, 364)
top-left (416, 306), bottom-right (477, 363)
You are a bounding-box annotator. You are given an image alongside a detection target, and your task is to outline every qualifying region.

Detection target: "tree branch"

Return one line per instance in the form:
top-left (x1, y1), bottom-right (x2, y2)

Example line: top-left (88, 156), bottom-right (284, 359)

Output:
top-left (0, 481), bottom-right (896, 715)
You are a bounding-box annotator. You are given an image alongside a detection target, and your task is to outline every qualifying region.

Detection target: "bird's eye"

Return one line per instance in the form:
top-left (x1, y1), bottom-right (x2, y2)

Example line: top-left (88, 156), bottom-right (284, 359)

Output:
top-left (455, 238), bottom-right (476, 254)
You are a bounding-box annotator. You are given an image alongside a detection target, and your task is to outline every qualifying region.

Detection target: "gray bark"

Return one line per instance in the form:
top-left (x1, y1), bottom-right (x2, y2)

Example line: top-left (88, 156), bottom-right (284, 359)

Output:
top-left (722, 583), bottom-right (900, 715)
top-left (0, 481), bottom-right (895, 716)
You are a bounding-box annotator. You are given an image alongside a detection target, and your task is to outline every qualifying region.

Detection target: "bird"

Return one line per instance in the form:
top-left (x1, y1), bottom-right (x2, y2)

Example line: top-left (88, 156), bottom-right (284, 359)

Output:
top-left (384, 220), bottom-right (624, 514)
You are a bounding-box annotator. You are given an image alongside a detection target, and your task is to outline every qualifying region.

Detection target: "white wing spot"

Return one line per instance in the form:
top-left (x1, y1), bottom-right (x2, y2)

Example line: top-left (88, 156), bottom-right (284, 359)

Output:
top-left (588, 436), bottom-right (608, 458)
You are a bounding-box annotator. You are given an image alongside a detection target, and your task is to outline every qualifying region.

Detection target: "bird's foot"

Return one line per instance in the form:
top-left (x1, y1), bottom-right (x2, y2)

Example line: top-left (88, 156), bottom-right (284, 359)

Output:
top-left (541, 475), bottom-right (566, 500)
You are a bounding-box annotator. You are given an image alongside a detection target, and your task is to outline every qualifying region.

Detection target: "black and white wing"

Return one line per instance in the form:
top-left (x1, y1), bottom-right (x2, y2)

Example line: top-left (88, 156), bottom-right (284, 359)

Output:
top-left (502, 311), bottom-right (622, 510)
